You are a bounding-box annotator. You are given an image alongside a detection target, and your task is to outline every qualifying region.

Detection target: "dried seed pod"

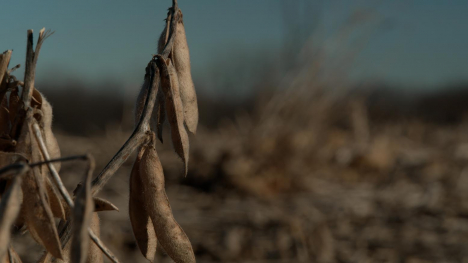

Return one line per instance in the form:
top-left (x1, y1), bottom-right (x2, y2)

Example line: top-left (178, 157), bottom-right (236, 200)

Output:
top-left (0, 171), bottom-right (24, 260)
top-left (173, 12), bottom-right (198, 134)
top-left (45, 176), bottom-right (66, 220)
top-left (158, 10), bottom-right (198, 134)
top-left (0, 96), bottom-right (10, 137)
top-left (129, 148), bottom-right (157, 262)
top-left (157, 57), bottom-right (189, 175)
top-left (140, 141), bottom-right (195, 263)
top-left (93, 197), bottom-right (119, 212)
top-left (23, 165), bottom-right (63, 259)
top-left (71, 163), bottom-right (94, 263)
top-left (39, 94), bottom-right (61, 172)
top-left (157, 11), bottom-right (171, 54)
top-left (21, 126), bottom-right (63, 259)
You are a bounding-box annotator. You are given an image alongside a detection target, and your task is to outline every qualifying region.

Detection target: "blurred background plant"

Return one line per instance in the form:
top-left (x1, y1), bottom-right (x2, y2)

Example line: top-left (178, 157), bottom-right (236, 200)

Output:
top-left (4, 0), bottom-right (468, 262)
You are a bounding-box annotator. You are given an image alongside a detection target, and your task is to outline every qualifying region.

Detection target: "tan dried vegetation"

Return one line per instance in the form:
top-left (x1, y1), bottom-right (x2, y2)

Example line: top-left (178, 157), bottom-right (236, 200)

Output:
top-left (0, 0), bottom-right (198, 262)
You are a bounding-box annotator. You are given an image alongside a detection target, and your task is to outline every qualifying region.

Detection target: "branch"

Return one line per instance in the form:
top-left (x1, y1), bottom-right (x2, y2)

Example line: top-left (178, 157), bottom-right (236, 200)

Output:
top-left (90, 61), bottom-right (159, 196)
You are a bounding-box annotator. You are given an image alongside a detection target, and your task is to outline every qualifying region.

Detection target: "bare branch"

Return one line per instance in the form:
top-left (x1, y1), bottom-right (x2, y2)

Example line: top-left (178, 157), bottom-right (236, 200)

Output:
top-left (90, 62), bottom-right (159, 196)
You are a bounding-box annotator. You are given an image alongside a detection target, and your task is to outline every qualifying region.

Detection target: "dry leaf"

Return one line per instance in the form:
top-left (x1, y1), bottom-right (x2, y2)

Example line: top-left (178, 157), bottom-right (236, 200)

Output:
top-left (140, 140), bottom-right (195, 263)
top-left (71, 162), bottom-right (94, 263)
top-left (158, 57), bottom-right (189, 175)
top-left (173, 12), bottom-right (198, 134)
top-left (0, 171), bottom-right (24, 260)
top-left (93, 197), bottom-right (119, 212)
top-left (129, 148), bottom-right (157, 262)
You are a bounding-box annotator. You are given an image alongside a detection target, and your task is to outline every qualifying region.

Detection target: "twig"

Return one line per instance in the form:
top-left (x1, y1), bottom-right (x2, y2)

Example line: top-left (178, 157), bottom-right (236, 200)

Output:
top-left (90, 61), bottom-right (159, 195)
top-left (32, 122), bottom-right (120, 263)
top-left (88, 230), bottom-right (120, 263)
top-left (30, 155), bottom-right (88, 168)
top-left (7, 64), bottom-right (20, 75)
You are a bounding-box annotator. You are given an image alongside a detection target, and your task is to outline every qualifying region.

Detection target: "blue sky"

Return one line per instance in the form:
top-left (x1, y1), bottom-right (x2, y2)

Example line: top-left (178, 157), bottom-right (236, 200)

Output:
top-left (1, 0), bottom-right (468, 95)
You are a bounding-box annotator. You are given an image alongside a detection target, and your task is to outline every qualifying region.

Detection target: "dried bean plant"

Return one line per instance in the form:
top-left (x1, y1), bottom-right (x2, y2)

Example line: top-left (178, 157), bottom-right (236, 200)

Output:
top-left (0, 0), bottom-right (198, 262)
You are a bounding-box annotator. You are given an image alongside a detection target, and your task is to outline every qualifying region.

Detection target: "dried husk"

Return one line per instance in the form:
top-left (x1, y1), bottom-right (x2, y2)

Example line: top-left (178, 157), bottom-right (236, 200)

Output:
top-left (21, 124), bottom-right (63, 259)
top-left (0, 172), bottom-right (23, 260)
top-left (71, 163), bottom-right (94, 263)
top-left (140, 141), bottom-right (195, 263)
top-left (93, 197), bottom-right (119, 212)
top-left (38, 94), bottom-right (61, 172)
top-left (173, 12), bottom-right (198, 134)
top-left (45, 176), bottom-right (66, 220)
top-left (159, 57), bottom-right (189, 175)
top-left (129, 148), bottom-right (157, 262)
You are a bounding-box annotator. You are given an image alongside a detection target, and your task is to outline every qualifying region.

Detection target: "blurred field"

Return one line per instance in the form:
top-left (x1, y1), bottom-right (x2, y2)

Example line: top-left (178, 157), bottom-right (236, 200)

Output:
top-left (10, 81), bottom-right (468, 263)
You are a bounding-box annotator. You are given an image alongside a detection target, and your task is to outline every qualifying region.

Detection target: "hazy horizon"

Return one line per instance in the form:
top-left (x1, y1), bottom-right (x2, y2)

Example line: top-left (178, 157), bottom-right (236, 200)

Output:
top-left (1, 0), bottom-right (468, 95)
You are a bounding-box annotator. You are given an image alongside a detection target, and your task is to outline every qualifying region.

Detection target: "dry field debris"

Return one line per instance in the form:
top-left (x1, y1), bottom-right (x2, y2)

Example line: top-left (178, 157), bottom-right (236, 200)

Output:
top-left (0, 0), bottom-right (198, 262)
